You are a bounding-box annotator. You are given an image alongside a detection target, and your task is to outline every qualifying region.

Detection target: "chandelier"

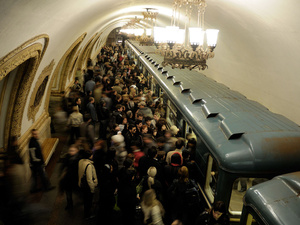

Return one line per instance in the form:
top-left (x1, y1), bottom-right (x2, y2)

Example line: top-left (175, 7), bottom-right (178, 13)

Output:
top-left (154, 0), bottom-right (219, 70)
top-left (139, 8), bottom-right (158, 46)
top-left (120, 9), bottom-right (158, 46)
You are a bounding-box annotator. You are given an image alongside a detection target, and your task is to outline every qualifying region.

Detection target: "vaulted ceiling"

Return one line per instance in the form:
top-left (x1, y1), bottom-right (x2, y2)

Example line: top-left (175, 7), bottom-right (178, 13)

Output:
top-left (1, 0), bottom-right (300, 124)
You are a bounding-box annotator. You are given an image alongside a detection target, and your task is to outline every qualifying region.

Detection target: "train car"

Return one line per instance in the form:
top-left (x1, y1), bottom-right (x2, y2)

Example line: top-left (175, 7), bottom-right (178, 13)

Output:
top-left (125, 40), bottom-right (300, 222)
top-left (240, 172), bottom-right (300, 225)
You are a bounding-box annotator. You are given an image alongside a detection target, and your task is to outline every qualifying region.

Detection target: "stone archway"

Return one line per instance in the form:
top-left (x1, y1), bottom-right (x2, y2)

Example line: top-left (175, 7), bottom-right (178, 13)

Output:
top-left (0, 34), bottom-right (49, 151)
top-left (50, 33), bottom-right (87, 95)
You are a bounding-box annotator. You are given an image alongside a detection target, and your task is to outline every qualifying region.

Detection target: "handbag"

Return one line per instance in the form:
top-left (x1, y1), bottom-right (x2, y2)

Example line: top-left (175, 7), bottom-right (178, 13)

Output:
top-left (80, 164), bottom-right (90, 190)
top-left (136, 177), bottom-right (144, 195)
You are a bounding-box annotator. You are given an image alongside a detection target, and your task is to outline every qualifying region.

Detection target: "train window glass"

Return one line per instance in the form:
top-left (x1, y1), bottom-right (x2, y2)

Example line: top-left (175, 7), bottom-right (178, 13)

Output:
top-left (204, 155), bottom-right (219, 203)
top-left (229, 178), bottom-right (269, 216)
top-left (166, 100), bottom-right (177, 126)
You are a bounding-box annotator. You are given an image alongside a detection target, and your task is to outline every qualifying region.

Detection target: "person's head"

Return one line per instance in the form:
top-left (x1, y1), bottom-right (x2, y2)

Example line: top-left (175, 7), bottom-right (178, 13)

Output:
top-left (170, 152), bottom-right (183, 167)
top-left (116, 104), bottom-right (123, 112)
top-left (170, 125), bottom-right (179, 136)
top-left (82, 149), bottom-right (93, 159)
top-left (138, 101), bottom-right (146, 108)
top-left (135, 120), bottom-right (143, 128)
top-left (175, 138), bottom-right (185, 150)
top-left (72, 106), bottom-right (79, 113)
top-left (137, 113), bottom-right (143, 121)
top-left (148, 146), bottom-right (157, 159)
top-left (153, 112), bottom-right (160, 121)
top-left (141, 125), bottom-right (148, 134)
top-left (75, 97), bottom-right (81, 105)
top-left (178, 166), bottom-right (189, 183)
top-left (212, 201), bottom-right (226, 220)
top-left (142, 189), bottom-right (157, 207)
top-left (31, 129), bottom-right (39, 139)
top-left (129, 124), bottom-right (137, 134)
top-left (68, 144), bottom-right (79, 156)
top-left (145, 116), bottom-right (152, 126)
top-left (127, 110), bottom-right (133, 119)
top-left (89, 97), bottom-right (95, 103)
top-left (122, 116), bottom-right (128, 124)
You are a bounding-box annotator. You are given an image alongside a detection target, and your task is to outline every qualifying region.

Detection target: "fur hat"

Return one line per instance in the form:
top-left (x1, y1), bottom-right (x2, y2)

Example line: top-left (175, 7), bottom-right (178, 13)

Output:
top-left (170, 125), bottom-right (179, 135)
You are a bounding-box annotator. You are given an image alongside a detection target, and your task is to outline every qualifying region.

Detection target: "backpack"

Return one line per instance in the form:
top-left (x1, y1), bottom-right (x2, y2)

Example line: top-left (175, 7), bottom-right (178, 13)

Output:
top-left (80, 164), bottom-right (90, 190)
top-left (184, 180), bottom-right (201, 209)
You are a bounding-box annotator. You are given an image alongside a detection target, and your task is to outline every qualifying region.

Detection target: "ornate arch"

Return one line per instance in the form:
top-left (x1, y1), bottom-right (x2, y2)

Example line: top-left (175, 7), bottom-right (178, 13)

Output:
top-left (0, 34), bottom-right (49, 149)
top-left (28, 60), bottom-right (55, 121)
top-left (77, 32), bottom-right (101, 70)
top-left (0, 34), bottom-right (49, 81)
top-left (51, 33), bottom-right (87, 94)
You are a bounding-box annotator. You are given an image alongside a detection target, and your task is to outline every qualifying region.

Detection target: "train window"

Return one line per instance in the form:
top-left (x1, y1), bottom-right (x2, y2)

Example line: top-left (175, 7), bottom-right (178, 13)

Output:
top-left (166, 100), bottom-right (178, 127)
top-left (204, 155), bottom-right (219, 203)
top-left (229, 178), bottom-right (269, 216)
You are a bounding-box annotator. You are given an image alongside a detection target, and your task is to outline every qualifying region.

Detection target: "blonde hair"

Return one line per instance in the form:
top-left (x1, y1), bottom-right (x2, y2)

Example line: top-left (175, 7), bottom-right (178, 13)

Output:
top-left (142, 189), bottom-right (165, 216)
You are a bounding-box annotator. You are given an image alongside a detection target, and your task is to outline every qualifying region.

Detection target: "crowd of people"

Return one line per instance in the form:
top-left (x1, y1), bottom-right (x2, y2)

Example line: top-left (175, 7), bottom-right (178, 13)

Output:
top-left (0, 43), bottom-right (229, 225)
top-left (55, 43), bottom-right (230, 225)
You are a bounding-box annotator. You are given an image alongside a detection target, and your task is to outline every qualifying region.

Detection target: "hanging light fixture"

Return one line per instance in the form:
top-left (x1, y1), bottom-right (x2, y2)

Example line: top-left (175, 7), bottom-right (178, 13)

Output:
top-left (139, 8), bottom-right (158, 46)
top-left (154, 0), bottom-right (219, 70)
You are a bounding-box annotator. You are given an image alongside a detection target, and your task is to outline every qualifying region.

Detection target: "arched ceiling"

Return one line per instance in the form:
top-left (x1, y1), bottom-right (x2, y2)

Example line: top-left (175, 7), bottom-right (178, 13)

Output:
top-left (1, 0), bottom-right (300, 124)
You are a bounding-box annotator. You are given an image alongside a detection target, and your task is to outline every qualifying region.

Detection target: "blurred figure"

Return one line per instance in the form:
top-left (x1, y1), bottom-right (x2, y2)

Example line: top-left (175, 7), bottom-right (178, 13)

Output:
top-left (117, 168), bottom-right (138, 225)
top-left (28, 129), bottom-right (54, 193)
top-left (59, 145), bottom-right (81, 210)
top-left (141, 189), bottom-right (165, 225)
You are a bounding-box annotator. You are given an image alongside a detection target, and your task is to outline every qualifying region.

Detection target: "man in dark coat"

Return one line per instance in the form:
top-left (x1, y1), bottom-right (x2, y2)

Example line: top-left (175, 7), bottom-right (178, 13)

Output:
top-left (29, 129), bottom-right (54, 192)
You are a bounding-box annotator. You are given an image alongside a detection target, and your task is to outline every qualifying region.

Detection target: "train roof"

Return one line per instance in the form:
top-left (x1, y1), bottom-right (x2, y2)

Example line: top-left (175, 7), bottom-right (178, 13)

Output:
top-left (243, 172), bottom-right (300, 225)
top-left (127, 40), bottom-right (300, 175)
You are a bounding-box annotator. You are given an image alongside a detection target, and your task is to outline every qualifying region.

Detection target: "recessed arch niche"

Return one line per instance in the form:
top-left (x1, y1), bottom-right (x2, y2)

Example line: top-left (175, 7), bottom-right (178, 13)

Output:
top-left (51, 33), bottom-right (87, 95)
top-left (0, 34), bottom-right (49, 150)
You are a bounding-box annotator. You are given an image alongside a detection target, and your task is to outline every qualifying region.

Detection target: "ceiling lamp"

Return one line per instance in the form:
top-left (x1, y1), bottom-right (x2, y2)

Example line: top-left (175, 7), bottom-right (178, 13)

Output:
top-left (154, 0), bottom-right (219, 70)
top-left (139, 8), bottom-right (158, 46)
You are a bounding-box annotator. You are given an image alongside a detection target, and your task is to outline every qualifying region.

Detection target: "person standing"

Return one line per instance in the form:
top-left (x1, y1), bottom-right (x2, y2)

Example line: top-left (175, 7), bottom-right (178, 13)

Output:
top-left (67, 106), bottom-right (83, 145)
top-left (78, 149), bottom-right (98, 219)
top-left (28, 129), bottom-right (54, 193)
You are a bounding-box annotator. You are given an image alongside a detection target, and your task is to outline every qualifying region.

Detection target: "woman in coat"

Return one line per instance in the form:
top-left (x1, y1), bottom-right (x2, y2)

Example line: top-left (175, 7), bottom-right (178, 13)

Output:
top-left (78, 149), bottom-right (98, 219)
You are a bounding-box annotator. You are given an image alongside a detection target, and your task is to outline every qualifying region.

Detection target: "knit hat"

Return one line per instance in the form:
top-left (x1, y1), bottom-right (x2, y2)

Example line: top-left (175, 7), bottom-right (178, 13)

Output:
top-left (147, 166), bottom-right (157, 178)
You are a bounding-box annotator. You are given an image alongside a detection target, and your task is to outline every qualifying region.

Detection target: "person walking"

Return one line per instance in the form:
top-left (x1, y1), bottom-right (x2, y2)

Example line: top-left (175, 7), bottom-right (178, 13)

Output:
top-left (28, 129), bottom-right (54, 193)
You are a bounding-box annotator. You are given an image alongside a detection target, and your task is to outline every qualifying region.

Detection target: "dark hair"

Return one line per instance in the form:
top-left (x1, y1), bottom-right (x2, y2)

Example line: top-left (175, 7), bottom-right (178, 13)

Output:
top-left (129, 124), bottom-right (136, 131)
top-left (145, 116), bottom-right (152, 122)
top-left (82, 149), bottom-right (93, 159)
top-left (175, 139), bottom-right (185, 149)
top-left (148, 146), bottom-right (157, 158)
top-left (213, 201), bottom-right (226, 213)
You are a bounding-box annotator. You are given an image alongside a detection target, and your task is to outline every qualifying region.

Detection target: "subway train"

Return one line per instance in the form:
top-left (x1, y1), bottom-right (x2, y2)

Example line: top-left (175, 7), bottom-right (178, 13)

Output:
top-left (241, 171), bottom-right (300, 225)
top-left (125, 40), bottom-right (300, 224)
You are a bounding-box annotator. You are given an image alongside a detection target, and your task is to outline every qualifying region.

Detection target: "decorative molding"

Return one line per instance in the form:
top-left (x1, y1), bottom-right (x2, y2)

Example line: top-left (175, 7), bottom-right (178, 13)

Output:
top-left (0, 75), bottom-right (9, 118)
top-left (0, 34), bottom-right (49, 150)
top-left (58, 33), bottom-right (87, 93)
top-left (0, 34), bottom-right (49, 81)
top-left (4, 46), bottom-right (41, 150)
top-left (28, 60), bottom-right (55, 121)
top-left (77, 32), bottom-right (100, 70)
